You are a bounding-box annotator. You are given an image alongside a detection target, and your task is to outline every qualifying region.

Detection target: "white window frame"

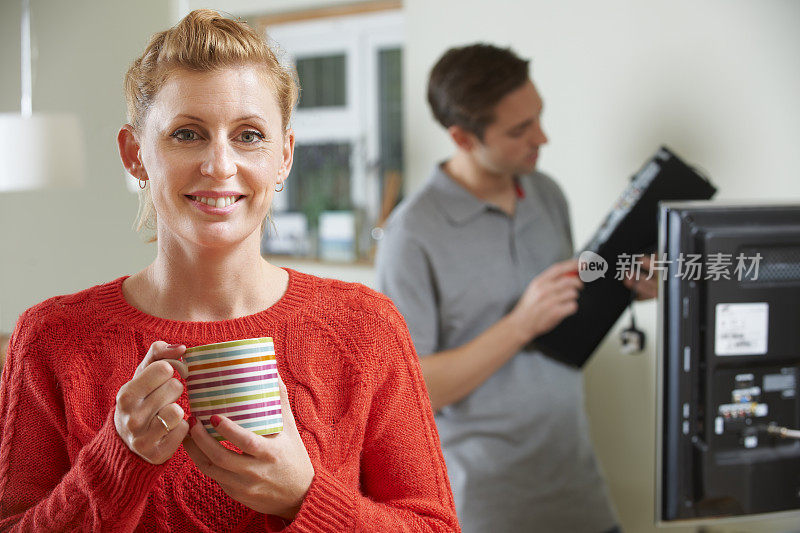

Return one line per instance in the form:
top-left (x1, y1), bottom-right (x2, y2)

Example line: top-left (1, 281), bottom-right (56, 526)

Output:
top-left (266, 11), bottom-right (404, 222)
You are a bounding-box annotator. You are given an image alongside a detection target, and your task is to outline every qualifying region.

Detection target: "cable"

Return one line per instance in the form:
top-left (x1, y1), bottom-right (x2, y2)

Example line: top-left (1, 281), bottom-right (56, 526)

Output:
top-left (766, 423), bottom-right (800, 440)
top-left (620, 280), bottom-right (646, 354)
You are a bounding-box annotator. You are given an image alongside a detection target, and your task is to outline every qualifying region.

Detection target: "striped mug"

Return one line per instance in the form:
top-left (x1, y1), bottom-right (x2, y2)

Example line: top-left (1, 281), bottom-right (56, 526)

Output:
top-left (185, 337), bottom-right (282, 441)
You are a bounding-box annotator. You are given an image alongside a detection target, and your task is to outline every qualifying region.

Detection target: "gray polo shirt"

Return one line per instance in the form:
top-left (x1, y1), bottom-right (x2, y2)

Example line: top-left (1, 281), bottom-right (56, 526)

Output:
top-left (376, 164), bottom-right (617, 533)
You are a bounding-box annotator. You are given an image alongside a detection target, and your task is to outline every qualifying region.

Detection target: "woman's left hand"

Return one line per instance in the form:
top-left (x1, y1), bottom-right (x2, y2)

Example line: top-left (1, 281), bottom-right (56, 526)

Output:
top-left (183, 374), bottom-right (315, 520)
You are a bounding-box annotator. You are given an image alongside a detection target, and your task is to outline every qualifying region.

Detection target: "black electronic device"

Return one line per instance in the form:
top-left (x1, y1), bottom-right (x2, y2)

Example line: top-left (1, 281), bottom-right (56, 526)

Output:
top-left (533, 146), bottom-right (717, 367)
top-left (657, 202), bottom-right (800, 524)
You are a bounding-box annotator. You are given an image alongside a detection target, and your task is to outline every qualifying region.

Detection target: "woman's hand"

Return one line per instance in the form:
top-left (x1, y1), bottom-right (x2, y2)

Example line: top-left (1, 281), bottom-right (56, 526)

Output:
top-left (183, 374), bottom-right (315, 520)
top-left (114, 341), bottom-right (189, 464)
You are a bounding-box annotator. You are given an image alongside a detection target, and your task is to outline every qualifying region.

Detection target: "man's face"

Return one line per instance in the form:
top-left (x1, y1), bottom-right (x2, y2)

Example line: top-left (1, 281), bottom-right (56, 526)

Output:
top-left (470, 80), bottom-right (548, 176)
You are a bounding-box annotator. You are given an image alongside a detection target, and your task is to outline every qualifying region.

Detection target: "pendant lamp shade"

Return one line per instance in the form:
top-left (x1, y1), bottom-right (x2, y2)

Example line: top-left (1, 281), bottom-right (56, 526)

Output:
top-left (1, 0), bottom-right (85, 193)
top-left (0, 113), bottom-right (85, 192)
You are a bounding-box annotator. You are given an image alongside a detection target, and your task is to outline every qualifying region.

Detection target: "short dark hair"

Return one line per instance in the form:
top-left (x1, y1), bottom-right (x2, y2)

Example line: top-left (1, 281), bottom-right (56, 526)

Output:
top-left (427, 43), bottom-right (530, 140)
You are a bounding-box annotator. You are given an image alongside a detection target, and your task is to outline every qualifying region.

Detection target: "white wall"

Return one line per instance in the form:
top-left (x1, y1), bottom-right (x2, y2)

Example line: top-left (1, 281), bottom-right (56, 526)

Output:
top-left (403, 0), bottom-right (800, 532)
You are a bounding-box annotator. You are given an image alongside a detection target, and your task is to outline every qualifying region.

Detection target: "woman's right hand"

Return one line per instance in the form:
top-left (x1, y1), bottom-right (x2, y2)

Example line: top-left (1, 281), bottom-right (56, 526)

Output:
top-left (114, 341), bottom-right (189, 464)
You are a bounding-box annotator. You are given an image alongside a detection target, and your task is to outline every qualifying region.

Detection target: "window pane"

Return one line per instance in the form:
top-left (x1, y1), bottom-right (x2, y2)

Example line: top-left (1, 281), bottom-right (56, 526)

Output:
top-left (378, 48), bottom-right (403, 175)
top-left (289, 142), bottom-right (352, 230)
top-left (376, 47), bottom-right (404, 226)
top-left (296, 54), bottom-right (346, 108)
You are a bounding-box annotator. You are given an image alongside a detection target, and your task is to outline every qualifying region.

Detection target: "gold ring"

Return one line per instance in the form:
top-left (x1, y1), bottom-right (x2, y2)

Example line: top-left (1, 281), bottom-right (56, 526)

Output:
top-left (155, 413), bottom-right (171, 434)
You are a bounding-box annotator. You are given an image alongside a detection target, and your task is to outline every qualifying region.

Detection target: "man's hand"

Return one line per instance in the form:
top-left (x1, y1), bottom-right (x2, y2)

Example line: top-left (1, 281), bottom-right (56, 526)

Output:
top-left (623, 255), bottom-right (658, 300)
top-left (510, 259), bottom-right (584, 341)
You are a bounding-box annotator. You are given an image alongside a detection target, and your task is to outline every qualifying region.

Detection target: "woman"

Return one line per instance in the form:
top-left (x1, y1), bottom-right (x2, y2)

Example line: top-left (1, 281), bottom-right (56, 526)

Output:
top-left (0, 10), bottom-right (458, 532)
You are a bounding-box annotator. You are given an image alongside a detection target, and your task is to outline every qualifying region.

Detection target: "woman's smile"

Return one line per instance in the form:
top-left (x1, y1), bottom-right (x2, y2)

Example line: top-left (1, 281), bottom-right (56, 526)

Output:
top-left (186, 191), bottom-right (247, 214)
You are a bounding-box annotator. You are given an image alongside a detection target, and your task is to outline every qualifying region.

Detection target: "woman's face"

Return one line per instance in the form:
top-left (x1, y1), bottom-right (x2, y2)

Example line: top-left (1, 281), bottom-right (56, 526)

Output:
top-left (135, 66), bottom-right (293, 251)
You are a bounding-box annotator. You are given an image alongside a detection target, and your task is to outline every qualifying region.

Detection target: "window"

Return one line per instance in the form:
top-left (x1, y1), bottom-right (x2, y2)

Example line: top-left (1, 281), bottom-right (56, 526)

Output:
top-left (296, 54), bottom-right (347, 108)
top-left (262, 10), bottom-right (404, 262)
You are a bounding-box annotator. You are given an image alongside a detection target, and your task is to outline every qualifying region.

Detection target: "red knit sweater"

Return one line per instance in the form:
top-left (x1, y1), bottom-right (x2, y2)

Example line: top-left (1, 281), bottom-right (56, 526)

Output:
top-left (0, 269), bottom-right (459, 532)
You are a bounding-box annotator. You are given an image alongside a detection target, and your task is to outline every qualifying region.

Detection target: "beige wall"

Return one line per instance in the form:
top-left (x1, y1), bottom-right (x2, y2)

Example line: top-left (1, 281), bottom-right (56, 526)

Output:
top-left (403, 0), bottom-right (800, 532)
top-left (186, 0), bottom-right (370, 17)
top-left (0, 0), bottom-right (174, 332)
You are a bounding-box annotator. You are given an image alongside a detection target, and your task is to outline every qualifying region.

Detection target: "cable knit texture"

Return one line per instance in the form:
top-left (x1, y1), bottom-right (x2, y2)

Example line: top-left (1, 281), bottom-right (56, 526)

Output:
top-left (0, 269), bottom-right (459, 532)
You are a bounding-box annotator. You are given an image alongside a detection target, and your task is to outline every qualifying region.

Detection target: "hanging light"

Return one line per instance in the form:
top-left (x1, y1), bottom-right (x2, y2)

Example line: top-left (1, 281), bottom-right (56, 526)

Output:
top-left (0, 0), bottom-right (85, 192)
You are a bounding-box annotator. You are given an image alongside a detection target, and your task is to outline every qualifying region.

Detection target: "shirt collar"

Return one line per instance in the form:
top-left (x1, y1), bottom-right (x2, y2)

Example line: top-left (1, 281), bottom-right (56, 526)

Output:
top-left (429, 163), bottom-right (492, 225)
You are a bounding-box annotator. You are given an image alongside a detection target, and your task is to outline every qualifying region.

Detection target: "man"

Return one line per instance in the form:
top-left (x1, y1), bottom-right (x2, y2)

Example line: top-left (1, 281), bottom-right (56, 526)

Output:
top-left (376, 44), bottom-right (652, 532)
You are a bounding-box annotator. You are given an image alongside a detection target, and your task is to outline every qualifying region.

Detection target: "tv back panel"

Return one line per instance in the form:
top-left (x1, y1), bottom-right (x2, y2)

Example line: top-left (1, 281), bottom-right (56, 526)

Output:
top-left (658, 202), bottom-right (800, 524)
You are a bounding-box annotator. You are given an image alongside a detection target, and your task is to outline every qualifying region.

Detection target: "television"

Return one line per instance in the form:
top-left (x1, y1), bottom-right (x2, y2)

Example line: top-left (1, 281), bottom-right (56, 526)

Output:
top-left (657, 202), bottom-right (800, 525)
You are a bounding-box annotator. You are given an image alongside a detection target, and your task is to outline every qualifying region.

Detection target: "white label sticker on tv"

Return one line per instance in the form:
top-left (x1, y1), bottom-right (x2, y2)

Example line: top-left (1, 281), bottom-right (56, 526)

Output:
top-left (715, 303), bottom-right (769, 356)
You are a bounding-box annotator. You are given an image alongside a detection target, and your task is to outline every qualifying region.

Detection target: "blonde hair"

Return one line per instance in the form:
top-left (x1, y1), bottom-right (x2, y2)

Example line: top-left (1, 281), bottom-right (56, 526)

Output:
top-left (123, 9), bottom-right (299, 238)
top-left (0, 333), bottom-right (9, 371)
